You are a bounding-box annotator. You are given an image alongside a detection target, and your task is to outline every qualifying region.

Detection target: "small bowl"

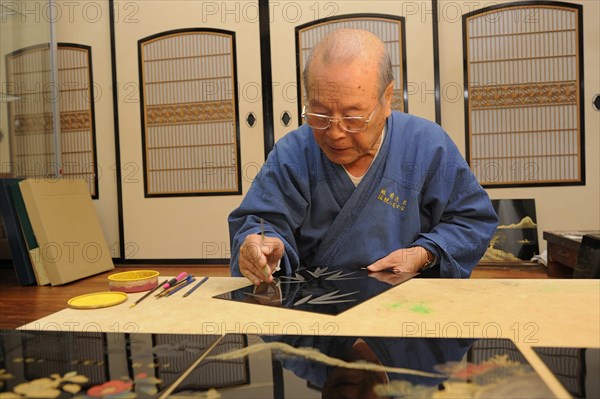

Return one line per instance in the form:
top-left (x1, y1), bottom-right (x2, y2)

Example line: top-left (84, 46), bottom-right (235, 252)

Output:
top-left (108, 270), bottom-right (159, 293)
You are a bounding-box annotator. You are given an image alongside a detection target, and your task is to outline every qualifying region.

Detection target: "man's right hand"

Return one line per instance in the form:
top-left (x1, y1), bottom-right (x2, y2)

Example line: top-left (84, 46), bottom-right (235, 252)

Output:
top-left (239, 234), bottom-right (284, 286)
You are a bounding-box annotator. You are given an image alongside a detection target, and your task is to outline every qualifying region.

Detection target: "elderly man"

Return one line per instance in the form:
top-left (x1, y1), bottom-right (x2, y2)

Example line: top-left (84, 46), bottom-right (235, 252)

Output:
top-left (229, 29), bottom-right (498, 285)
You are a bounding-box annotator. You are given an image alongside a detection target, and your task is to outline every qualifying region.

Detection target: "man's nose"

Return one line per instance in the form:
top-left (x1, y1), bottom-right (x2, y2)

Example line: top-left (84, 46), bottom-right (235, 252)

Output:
top-left (326, 119), bottom-right (347, 138)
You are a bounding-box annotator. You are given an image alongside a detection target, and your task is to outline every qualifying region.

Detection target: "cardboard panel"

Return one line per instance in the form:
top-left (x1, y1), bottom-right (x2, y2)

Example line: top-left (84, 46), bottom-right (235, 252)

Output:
top-left (19, 179), bottom-right (114, 285)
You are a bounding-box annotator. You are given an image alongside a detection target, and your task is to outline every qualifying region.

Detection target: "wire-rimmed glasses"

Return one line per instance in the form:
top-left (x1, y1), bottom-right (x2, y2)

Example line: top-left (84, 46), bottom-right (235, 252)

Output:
top-left (301, 101), bottom-right (380, 133)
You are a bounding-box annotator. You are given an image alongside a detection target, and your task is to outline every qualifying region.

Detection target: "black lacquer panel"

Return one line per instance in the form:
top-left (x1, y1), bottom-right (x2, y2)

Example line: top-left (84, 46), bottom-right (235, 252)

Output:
top-left (0, 330), bottom-right (222, 398)
top-left (0, 330), bottom-right (563, 398)
top-left (174, 335), bottom-right (557, 398)
top-left (213, 267), bottom-right (418, 315)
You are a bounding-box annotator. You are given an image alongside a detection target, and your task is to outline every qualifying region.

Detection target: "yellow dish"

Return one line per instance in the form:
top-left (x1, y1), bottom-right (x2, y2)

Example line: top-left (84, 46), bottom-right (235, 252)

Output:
top-left (108, 270), bottom-right (159, 293)
top-left (68, 292), bottom-right (128, 309)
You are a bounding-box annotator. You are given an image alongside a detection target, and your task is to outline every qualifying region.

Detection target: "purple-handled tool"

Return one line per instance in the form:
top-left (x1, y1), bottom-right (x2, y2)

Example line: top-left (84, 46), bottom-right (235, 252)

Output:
top-left (163, 272), bottom-right (187, 289)
top-left (154, 272), bottom-right (188, 297)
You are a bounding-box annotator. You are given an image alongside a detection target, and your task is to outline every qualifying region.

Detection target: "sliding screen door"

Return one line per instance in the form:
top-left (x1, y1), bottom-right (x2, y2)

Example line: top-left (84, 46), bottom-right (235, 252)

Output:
top-left (114, 1), bottom-right (263, 260)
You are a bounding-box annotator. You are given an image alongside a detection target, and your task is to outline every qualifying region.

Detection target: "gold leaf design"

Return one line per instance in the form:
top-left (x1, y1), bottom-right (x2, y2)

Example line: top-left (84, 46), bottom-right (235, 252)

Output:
top-left (470, 82), bottom-right (578, 109)
top-left (146, 101), bottom-right (234, 126)
top-left (60, 111), bottom-right (91, 131)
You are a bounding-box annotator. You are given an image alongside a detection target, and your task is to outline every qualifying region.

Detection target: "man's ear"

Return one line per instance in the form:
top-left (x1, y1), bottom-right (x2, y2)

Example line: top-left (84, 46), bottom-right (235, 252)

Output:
top-left (385, 81), bottom-right (394, 99)
top-left (383, 81), bottom-right (394, 116)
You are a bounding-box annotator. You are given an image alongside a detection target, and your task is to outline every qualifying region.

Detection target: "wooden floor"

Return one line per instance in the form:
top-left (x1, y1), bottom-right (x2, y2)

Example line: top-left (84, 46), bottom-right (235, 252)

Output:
top-left (0, 263), bottom-right (550, 330)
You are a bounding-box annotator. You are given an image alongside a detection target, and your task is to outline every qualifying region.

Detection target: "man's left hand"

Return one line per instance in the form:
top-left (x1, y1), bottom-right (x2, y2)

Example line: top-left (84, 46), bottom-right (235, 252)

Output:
top-left (366, 246), bottom-right (432, 273)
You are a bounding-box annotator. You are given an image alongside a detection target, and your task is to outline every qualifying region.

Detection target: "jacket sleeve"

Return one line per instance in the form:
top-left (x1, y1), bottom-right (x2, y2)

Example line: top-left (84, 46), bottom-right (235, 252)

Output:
top-left (412, 134), bottom-right (499, 278)
top-left (228, 139), bottom-right (310, 277)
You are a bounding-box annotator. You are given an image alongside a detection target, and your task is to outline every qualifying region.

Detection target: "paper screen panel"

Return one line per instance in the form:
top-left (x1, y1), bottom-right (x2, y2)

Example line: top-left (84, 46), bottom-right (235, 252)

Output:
top-left (6, 45), bottom-right (98, 197)
top-left (57, 45), bottom-right (98, 197)
top-left (140, 30), bottom-right (239, 196)
top-left (6, 46), bottom-right (55, 179)
top-left (465, 4), bottom-right (584, 186)
top-left (297, 16), bottom-right (406, 113)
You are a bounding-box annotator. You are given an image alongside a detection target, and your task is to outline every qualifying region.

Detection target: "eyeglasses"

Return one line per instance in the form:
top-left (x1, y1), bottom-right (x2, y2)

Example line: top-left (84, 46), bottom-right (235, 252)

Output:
top-left (301, 101), bottom-right (380, 133)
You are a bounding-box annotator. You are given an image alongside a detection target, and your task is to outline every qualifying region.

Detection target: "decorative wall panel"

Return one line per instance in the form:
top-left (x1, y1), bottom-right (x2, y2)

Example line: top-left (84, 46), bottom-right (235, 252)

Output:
top-left (464, 4), bottom-right (584, 187)
top-left (6, 44), bottom-right (98, 197)
top-left (57, 44), bottom-right (98, 197)
top-left (6, 45), bottom-right (55, 179)
top-left (139, 30), bottom-right (240, 196)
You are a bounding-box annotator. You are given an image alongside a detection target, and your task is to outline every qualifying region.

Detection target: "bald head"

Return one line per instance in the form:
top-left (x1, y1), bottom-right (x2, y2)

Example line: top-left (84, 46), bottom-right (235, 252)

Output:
top-left (303, 29), bottom-right (394, 99)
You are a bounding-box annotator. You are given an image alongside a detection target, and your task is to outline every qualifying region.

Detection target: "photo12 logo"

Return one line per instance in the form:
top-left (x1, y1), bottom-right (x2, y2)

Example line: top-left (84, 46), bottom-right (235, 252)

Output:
top-left (400, 321), bottom-right (540, 343)
top-left (199, 1), bottom-right (339, 24)
top-left (1, 1), bottom-right (140, 24)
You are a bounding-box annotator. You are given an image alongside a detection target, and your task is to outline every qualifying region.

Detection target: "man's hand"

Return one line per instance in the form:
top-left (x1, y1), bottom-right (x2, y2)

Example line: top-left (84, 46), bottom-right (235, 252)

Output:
top-left (239, 234), bottom-right (284, 286)
top-left (368, 271), bottom-right (414, 285)
top-left (366, 246), bottom-right (432, 274)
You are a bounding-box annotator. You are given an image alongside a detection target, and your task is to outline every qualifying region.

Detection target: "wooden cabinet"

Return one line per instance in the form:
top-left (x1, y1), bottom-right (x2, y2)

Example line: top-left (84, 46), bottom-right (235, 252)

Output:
top-left (543, 231), bottom-right (600, 277)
